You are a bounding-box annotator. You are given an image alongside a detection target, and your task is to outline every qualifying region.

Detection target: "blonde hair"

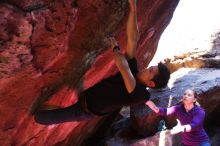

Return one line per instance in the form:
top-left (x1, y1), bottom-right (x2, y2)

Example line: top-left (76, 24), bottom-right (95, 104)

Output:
top-left (191, 89), bottom-right (200, 106)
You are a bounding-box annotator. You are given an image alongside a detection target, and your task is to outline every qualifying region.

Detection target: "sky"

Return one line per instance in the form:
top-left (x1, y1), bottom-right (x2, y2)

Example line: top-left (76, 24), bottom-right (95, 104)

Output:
top-left (150, 0), bottom-right (220, 65)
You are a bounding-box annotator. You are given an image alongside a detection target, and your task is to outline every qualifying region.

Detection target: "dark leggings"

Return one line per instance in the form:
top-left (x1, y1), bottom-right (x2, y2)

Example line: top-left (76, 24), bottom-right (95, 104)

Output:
top-left (34, 102), bottom-right (95, 125)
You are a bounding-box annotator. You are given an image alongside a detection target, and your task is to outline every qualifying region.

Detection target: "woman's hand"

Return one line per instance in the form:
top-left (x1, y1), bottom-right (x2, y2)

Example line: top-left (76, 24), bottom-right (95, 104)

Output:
top-left (170, 119), bottom-right (185, 135)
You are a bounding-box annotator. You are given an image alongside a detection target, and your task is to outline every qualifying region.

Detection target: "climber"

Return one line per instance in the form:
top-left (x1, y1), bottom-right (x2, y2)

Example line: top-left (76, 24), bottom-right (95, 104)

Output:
top-left (34, 0), bottom-right (170, 125)
top-left (152, 89), bottom-right (210, 146)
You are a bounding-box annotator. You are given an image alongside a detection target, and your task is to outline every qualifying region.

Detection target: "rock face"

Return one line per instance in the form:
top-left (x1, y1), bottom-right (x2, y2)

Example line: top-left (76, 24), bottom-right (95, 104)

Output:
top-left (0, 0), bottom-right (180, 145)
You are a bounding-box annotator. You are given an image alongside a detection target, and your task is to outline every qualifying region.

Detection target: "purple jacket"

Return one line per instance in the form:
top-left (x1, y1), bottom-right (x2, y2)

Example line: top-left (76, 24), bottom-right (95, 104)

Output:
top-left (159, 104), bottom-right (209, 145)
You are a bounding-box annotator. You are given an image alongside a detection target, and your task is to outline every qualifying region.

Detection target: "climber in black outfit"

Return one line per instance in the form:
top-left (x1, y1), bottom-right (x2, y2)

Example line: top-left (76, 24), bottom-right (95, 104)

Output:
top-left (34, 0), bottom-right (170, 125)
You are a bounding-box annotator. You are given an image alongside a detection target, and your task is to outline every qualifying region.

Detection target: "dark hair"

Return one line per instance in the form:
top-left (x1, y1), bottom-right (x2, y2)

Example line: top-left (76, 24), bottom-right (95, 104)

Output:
top-left (151, 62), bottom-right (170, 89)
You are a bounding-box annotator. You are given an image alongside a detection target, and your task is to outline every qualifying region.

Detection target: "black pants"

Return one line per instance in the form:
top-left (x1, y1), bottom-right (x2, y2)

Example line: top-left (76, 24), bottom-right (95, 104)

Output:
top-left (34, 102), bottom-right (96, 125)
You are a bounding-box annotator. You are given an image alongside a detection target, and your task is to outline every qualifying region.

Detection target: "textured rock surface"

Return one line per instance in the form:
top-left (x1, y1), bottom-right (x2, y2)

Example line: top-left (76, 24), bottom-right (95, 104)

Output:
top-left (163, 30), bottom-right (220, 73)
top-left (0, 0), bottom-right (180, 145)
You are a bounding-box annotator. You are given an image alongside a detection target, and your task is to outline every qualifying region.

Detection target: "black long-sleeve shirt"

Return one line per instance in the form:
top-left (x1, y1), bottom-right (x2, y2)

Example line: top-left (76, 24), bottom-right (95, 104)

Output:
top-left (83, 58), bottom-right (150, 115)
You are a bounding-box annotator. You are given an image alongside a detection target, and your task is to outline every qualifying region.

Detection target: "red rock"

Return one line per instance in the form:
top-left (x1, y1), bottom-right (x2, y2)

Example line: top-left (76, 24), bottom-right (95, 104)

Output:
top-left (0, 0), bottom-right (179, 145)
